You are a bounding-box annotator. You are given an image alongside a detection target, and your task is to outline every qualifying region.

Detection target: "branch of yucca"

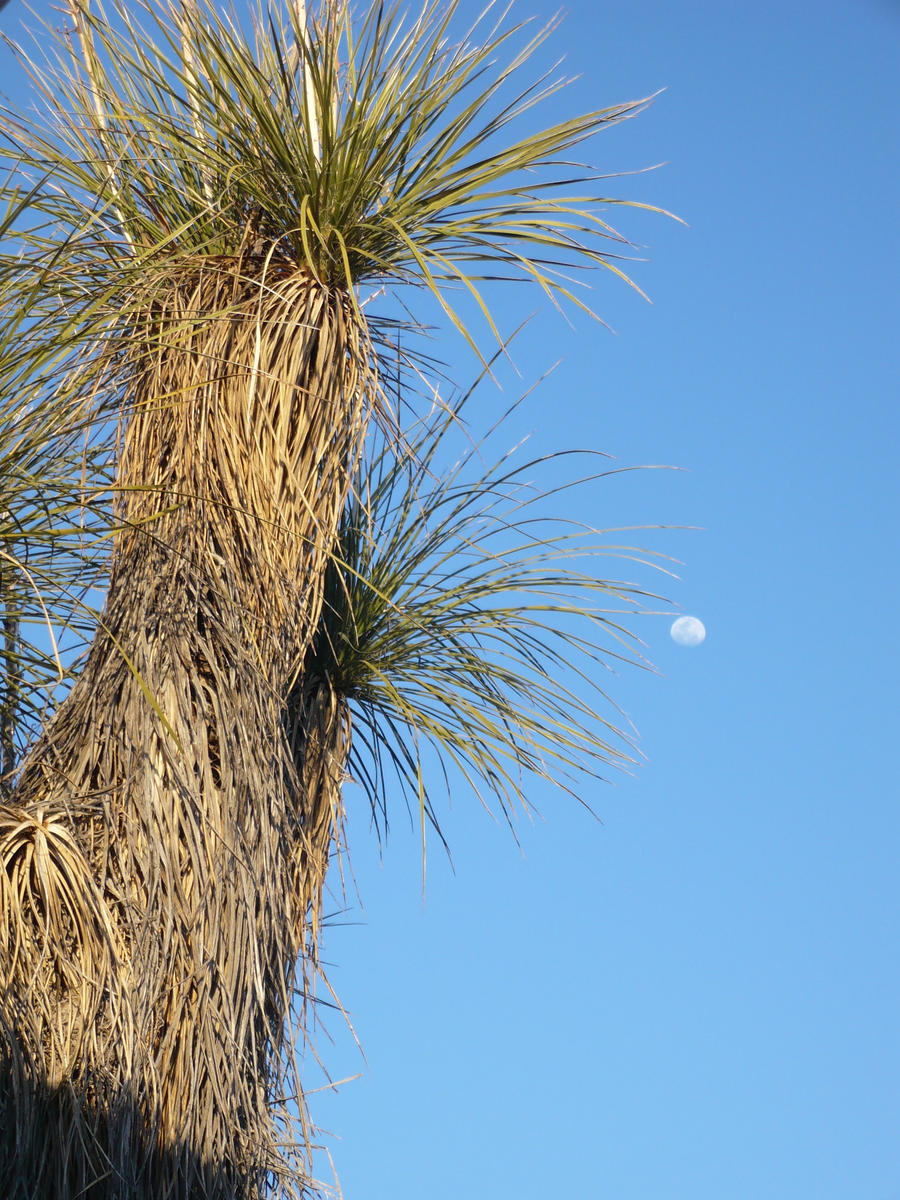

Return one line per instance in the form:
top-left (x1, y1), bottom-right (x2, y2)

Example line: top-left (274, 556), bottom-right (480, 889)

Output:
top-left (0, 0), bottom-right (669, 1195)
top-left (3, 259), bottom-right (374, 1195)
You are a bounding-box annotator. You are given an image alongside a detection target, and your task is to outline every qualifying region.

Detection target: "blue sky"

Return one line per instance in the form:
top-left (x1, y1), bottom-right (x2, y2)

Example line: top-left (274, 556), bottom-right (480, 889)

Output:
top-left (310, 3), bottom-right (899, 1197)
top-left (2, 1), bottom-right (897, 1198)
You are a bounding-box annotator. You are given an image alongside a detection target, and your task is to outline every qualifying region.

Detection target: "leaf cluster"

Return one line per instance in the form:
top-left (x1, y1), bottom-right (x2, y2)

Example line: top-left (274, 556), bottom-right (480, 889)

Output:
top-left (0, 180), bottom-right (115, 789)
top-left (2, 0), bottom-right (668, 352)
top-left (302, 352), bottom-right (674, 859)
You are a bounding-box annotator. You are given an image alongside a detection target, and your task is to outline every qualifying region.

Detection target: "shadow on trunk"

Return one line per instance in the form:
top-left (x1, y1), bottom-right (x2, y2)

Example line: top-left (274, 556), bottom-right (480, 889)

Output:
top-left (0, 1069), bottom-right (275, 1199)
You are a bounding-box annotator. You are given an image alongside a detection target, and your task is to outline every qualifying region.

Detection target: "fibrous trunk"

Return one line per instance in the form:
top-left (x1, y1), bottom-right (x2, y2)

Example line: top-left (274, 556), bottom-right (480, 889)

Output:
top-left (0, 258), bottom-right (367, 1197)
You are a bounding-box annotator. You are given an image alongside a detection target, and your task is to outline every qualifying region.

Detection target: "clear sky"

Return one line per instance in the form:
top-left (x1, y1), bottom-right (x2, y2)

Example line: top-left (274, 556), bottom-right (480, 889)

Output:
top-left (2, 1), bottom-right (898, 1198)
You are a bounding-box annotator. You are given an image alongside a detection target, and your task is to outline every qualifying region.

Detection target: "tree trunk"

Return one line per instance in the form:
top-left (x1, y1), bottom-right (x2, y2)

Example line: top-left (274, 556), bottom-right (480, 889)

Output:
top-left (1, 261), bottom-right (369, 1197)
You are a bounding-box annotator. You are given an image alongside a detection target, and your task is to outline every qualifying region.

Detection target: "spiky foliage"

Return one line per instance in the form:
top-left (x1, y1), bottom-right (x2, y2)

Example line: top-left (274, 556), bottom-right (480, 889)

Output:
top-left (0, 1), bottom-right (666, 1196)
top-left (313, 380), bottom-right (668, 825)
top-left (296, 363), bottom-right (673, 892)
top-left (0, 179), bottom-right (115, 790)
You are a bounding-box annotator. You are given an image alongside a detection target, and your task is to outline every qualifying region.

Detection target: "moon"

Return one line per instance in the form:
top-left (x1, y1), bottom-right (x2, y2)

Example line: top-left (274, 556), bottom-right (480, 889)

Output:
top-left (670, 615), bottom-right (706, 646)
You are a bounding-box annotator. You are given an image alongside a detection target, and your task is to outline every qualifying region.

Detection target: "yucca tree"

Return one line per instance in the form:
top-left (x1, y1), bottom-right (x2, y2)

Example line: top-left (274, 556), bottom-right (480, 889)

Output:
top-left (0, 1), bottom-right (669, 1196)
